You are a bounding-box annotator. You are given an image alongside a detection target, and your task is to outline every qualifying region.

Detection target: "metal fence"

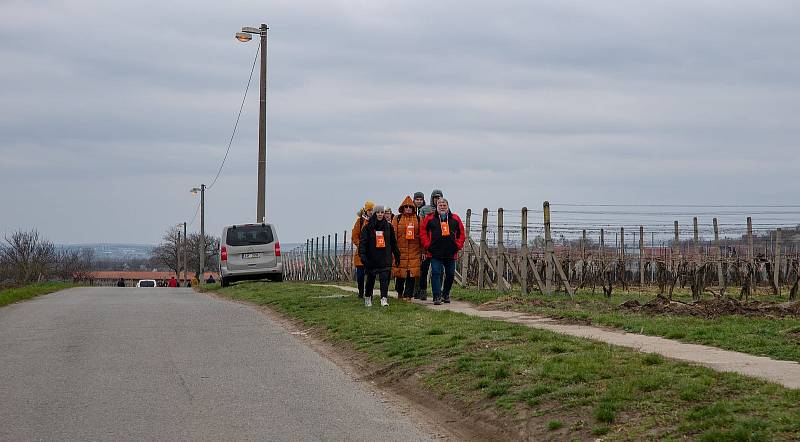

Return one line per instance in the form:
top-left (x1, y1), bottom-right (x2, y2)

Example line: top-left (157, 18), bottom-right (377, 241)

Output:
top-left (285, 202), bottom-right (800, 300)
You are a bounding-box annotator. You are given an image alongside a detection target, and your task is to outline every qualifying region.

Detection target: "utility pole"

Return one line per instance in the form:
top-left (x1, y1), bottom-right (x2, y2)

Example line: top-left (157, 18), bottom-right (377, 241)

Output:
top-left (236, 24), bottom-right (269, 223)
top-left (191, 185), bottom-right (206, 283)
top-left (257, 24), bottom-right (267, 223)
top-left (200, 183), bottom-right (206, 281)
top-left (176, 227), bottom-right (181, 280)
top-left (183, 222), bottom-right (187, 285)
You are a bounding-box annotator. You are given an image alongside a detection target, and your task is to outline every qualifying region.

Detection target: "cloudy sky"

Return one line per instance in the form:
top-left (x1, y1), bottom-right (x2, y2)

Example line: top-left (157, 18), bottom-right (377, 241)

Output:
top-left (1, 0), bottom-right (798, 245)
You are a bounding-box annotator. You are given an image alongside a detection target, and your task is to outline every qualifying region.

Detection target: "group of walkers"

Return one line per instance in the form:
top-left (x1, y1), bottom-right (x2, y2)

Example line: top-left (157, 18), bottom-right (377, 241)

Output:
top-left (351, 190), bottom-right (465, 307)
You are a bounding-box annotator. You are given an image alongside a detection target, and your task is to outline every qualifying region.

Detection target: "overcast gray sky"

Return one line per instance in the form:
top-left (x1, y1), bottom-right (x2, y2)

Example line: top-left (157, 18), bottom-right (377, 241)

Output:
top-left (1, 0), bottom-right (799, 245)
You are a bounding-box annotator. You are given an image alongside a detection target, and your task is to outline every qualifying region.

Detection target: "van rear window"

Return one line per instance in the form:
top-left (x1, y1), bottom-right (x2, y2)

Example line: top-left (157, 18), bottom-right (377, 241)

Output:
top-left (227, 225), bottom-right (274, 246)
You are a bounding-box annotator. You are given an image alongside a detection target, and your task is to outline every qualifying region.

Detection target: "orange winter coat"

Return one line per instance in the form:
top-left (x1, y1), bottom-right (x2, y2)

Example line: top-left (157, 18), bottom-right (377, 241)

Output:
top-left (391, 197), bottom-right (422, 278)
top-left (351, 213), bottom-right (370, 267)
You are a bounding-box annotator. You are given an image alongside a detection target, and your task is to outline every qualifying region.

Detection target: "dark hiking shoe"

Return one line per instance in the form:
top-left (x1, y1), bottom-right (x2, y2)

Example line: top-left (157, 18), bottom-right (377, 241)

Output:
top-left (443, 298), bottom-right (450, 304)
top-left (433, 300), bottom-right (442, 305)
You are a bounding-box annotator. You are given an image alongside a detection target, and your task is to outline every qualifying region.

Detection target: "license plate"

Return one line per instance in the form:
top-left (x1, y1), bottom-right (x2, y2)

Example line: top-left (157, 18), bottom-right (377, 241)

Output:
top-left (242, 253), bottom-right (261, 259)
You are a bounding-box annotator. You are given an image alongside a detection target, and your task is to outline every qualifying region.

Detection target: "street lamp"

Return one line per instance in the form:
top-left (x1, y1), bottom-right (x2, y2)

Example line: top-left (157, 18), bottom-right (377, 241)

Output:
top-left (236, 23), bottom-right (268, 223)
top-left (191, 184), bottom-right (206, 282)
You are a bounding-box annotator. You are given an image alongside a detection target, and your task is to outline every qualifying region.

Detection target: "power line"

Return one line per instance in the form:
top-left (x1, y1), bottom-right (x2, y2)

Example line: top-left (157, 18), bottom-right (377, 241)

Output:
top-left (553, 204), bottom-right (799, 209)
top-left (206, 41), bottom-right (260, 191)
top-left (188, 200), bottom-right (201, 227)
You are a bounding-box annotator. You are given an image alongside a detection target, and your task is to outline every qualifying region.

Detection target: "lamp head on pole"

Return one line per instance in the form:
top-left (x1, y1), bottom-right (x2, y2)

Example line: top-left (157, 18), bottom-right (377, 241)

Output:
top-left (190, 187), bottom-right (201, 194)
top-left (235, 32), bottom-right (252, 42)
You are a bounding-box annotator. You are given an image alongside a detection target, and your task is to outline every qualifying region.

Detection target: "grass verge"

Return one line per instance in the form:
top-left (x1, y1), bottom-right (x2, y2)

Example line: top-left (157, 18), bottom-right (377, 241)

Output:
top-left (0, 282), bottom-right (78, 308)
top-left (451, 287), bottom-right (800, 362)
top-left (202, 281), bottom-right (800, 441)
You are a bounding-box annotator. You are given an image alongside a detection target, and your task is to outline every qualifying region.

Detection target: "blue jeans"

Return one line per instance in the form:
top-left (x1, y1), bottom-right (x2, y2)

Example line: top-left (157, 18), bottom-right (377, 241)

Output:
top-left (430, 258), bottom-right (455, 301)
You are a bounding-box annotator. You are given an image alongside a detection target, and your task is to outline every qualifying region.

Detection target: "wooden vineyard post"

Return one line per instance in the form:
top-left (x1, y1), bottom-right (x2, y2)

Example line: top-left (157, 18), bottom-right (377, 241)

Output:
top-left (693, 217), bottom-right (699, 260)
top-left (543, 202), bottom-right (553, 295)
top-left (478, 208), bottom-right (488, 289)
top-left (521, 207), bottom-right (529, 294)
top-left (639, 226), bottom-right (645, 286)
top-left (673, 221), bottom-right (680, 258)
top-left (619, 227), bottom-right (626, 289)
top-left (747, 217), bottom-right (754, 263)
top-left (713, 218), bottom-right (724, 296)
top-left (775, 228), bottom-right (782, 296)
top-left (600, 228), bottom-right (605, 276)
top-left (496, 208), bottom-right (507, 291)
top-left (582, 229), bottom-right (587, 286)
top-left (543, 201), bottom-right (574, 298)
top-left (460, 209), bottom-right (472, 287)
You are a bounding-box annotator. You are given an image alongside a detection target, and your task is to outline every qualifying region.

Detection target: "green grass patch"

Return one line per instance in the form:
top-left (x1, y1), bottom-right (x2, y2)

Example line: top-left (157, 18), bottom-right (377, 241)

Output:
top-left (207, 281), bottom-right (800, 440)
top-left (0, 282), bottom-right (78, 308)
top-left (450, 286), bottom-right (800, 362)
top-left (547, 420), bottom-right (563, 431)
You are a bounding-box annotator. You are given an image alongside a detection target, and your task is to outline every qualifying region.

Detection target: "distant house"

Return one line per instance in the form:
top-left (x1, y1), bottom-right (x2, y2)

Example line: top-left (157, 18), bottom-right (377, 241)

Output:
top-left (88, 271), bottom-right (219, 286)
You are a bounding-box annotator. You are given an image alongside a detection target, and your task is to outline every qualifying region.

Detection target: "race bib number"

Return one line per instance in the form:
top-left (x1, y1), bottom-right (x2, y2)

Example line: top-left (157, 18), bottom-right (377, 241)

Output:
top-left (440, 221), bottom-right (450, 236)
top-left (405, 223), bottom-right (415, 239)
top-left (376, 231), bottom-right (386, 248)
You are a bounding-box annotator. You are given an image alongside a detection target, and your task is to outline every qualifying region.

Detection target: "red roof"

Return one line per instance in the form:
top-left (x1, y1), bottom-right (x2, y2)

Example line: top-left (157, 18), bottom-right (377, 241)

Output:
top-left (90, 271), bottom-right (219, 280)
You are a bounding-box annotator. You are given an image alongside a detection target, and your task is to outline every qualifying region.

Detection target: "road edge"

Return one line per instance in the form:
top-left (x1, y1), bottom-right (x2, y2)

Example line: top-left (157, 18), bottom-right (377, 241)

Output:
top-left (197, 289), bottom-right (516, 442)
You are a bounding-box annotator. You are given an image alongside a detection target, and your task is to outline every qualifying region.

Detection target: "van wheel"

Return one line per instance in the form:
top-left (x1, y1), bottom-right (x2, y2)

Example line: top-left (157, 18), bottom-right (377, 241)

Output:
top-left (269, 274), bottom-right (284, 283)
top-left (221, 277), bottom-right (230, 287)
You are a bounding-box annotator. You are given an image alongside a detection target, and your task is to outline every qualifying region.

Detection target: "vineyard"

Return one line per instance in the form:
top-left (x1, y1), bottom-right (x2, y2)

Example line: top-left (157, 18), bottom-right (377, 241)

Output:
top-left (283, 202), bottom-right (800, 301)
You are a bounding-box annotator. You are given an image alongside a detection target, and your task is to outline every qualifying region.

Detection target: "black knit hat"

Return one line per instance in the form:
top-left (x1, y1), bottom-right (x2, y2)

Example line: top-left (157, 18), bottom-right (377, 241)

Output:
top-left (413, 192), bottom-right (425, 199)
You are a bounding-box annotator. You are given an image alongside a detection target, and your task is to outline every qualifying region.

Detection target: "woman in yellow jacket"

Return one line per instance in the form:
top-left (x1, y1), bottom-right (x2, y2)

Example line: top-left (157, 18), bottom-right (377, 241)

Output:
top-left (392, 196), bottom-right (422, 300)
top-left (351, 201), bottom-right (374, 298)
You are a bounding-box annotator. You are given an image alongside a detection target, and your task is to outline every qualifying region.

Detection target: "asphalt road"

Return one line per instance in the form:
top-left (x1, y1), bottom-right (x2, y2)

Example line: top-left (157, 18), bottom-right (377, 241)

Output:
top-left (0, 287), bottom-right (432, 441)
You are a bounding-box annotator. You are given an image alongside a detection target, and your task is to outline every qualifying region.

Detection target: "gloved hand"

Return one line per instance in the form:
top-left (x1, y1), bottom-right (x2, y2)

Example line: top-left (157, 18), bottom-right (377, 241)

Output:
top-left (394, 257), bottom-right (400, 267)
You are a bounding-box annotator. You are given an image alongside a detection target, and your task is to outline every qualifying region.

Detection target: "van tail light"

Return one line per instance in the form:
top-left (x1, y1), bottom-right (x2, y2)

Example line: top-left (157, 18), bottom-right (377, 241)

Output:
top-left (275, 242), bottom-right (281, 257)
top-left (221, 246), bottom-right (228, 261)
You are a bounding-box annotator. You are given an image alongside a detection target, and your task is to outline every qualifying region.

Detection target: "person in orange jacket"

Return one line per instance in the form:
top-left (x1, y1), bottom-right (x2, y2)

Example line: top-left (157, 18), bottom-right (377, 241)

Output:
top-left (352, 201), bottom-right (375, 298)
top-left (420, 198), bottom-right (465, 305)
top-left (392, 196), bottom-right (422, 300)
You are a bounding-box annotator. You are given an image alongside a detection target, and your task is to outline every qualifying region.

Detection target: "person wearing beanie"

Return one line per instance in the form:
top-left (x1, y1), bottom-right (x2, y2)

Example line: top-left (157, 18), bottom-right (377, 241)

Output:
top-left (392, 196), bottom-right (422, 300)
top-left (420, 197), bottom-right (465, 305)
top-left (413, 192), bottom-right (426, 214)
top-left (351, 200), bottom-right (375, 298)
top-left (359, 204), bottom-right (400, 307)
top-left (416, 189), bottom-right (443, 300)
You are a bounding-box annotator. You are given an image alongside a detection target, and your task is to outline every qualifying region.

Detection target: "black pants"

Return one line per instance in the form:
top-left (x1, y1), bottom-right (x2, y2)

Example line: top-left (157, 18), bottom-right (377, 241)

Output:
top-left (356, 266), bottom-right (366, 298)
top-left (417, 258), bottom-right (431, 292)
top-left (365, 268), bottom-right (390, 299)
top-left (395, 275), bottom-right (416, 298)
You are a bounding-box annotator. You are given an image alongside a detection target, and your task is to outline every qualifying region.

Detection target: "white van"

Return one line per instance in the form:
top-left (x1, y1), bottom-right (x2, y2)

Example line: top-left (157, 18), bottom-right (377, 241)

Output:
top-left (219, 223), bottom-right (283, 287)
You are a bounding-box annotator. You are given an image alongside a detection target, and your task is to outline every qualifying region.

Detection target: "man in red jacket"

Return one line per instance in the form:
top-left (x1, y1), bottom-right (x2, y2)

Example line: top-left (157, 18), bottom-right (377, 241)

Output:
top-left (420, 198), bottom-right (465, 305)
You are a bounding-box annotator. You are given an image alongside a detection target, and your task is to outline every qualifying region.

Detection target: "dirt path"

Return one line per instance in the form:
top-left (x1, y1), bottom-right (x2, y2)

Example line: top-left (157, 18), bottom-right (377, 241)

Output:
top-left (316, 284), bottom-right (800, 389)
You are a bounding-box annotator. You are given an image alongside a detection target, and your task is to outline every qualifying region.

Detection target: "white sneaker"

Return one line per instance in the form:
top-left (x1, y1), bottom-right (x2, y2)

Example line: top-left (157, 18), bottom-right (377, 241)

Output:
top-left (380, 297), bottom-right (389, 307)
top-left (364, 296), bottom-right (372, 307)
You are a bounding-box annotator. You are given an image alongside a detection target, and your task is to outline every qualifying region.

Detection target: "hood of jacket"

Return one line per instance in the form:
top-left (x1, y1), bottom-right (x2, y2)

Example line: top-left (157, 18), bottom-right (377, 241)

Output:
top-left (397, 196), bottom-right (416, 214)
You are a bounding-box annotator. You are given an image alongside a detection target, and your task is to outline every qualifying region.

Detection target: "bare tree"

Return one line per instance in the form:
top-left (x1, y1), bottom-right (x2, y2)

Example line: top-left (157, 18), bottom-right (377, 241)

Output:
top-left (0, 229), bottom-right (57, 284)
top-left (151, 227), bottom-right (182, 276)
top-left (151, 226), bottom-right (219, 278)
top-left (55, 248), bottom-right (95, 281)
